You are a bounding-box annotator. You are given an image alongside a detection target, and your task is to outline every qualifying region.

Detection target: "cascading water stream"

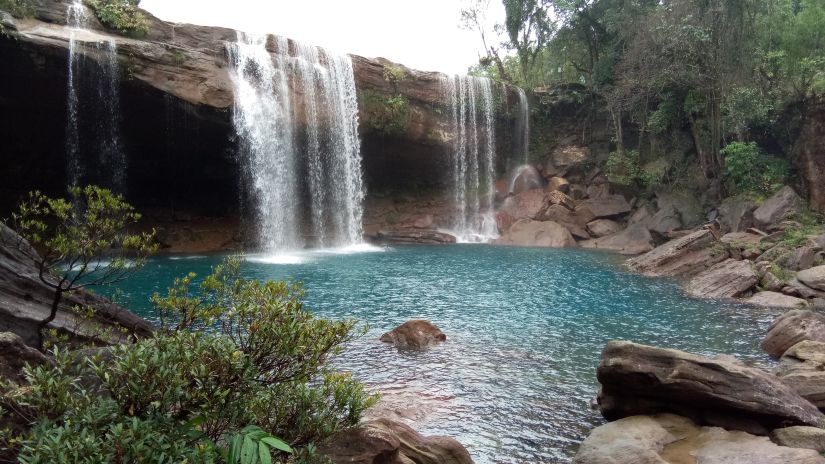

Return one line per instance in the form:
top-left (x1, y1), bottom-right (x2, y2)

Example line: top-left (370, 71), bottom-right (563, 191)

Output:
top-left (441, 75), bottom-right (498, 243)
top-left (65, 1), bottom-right (87, 187)
top-left (228, 33), bottom-right (364, 253)
top-left (515, 88), bottom-right (530, 165)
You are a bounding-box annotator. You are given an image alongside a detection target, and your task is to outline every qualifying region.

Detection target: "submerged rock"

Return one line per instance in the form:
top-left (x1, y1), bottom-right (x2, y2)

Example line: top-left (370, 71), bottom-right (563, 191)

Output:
top-left (318, 417), bottom-right (473, 464)
top-left (596, 340), bottom-right (825, 431)
top-left (573, 414), bottom-right (825, 464)
top-left (493, 219), bottom-right (577, 248)
top-left (380, 320), bottom-right (446, 349)
top-left (762, 310), bottom-right (825, 358)
top-left (685, 259), bottom-right (758, 299)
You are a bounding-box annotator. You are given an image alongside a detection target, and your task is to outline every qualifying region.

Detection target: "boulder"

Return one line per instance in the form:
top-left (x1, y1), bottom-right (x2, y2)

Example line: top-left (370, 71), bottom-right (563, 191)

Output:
top-left (0, 224), bottom-right (154, 347)
top-left (576, 195), bottom-right (631, 219)
top-left (500, 189), bottom-right (547, 220)
top-left (569, 184), bottom-right (588, 200)
top-left (754, 186), bottom-right (804, 227)
top-left (493, 219), bottom-right (577, 248)
top-left (628, 204), bottom-right (655, 226)
top-left (597, 340), bottom-right (825, 430)
top-left (586, 219), bottom-right (622, 238)
top-left (0, 331), bottom-right (50, 384)
top-left (647, 203), bottom-right (682, 235)
top-left (775, 340), bottom-right (825, 408)
top-left (746, 291), bottom-right (809, 309)
top-left (760, 270), bottom-right (785, 292)
top-left (380, 320), bottom-right (446, 350)
top-left (574, 414), bottom-right (825, 464)
top-left (586, 184), bottom-right (611, 199)
top-left (546, 176), bottom-right (570, 193)
top-left (318, 418), bottom-right (473, 464)
top-left (783, 277), bottom-right (825, 299)
top-left (761, 310), bottom-right (825, 358)
top-left (580, 224), bottom-right (654, 255)
top-left (375, 229), bottom-right (457, 245)
top-left (412, 214), bottom-right (434, 229)
top-left (508, 164), bottom-right (544, 194)
top-left (626, 229), bottom-right (725, 278)
top-left (798, 265), bottom-right (825, 292)
top-left (685, 259), bottom-right (758, 299)
top-left (657, 192), bottom-right (705, 228)
top-left (718, 198), bottom-right (757, 233)
top-left (771, 426), bottom-right (825, 454)
top-left (547, 190), bottom-right (576, 210)
top-left (495, 211), bottom-right (515, 234)
top-left (781, 247), bottom-right (822, 272)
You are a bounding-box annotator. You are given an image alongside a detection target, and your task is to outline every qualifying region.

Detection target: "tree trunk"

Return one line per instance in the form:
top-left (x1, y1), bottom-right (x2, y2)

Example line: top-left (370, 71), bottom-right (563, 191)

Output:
top-left (37, 287), bottom-right (63, 351)
top-left (688, 113), bottom-right (710, 177)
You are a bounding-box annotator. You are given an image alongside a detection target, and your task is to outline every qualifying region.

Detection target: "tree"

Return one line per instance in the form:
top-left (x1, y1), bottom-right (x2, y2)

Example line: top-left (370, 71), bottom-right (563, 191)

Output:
top-left (461, 0), bottom-right (513, 82)
top-left (3, 185), bottom-right (157, 350)
top-left (501, 0), bottom-right (557, 86)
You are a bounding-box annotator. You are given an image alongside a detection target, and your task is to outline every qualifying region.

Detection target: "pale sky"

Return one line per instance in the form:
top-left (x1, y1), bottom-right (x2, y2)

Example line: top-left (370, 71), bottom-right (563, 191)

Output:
top-left (140, 0), bottom-right (505, 74)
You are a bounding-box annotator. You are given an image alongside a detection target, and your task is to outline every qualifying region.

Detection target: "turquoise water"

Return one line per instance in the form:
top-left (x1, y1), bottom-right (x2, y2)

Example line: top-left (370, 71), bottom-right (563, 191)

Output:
top-left (111, 245), bottom-right (776, 463)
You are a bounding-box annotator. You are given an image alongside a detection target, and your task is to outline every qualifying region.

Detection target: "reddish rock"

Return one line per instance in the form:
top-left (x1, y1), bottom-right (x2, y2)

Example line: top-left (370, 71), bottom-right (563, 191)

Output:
top-left (500, 189), bottom-right (547, 220)
top-left (547, 176), bottom-right (570, 193)
top-left (380, 320), bottom-right (446, 349)
top-left (494, 219), bottom-right (577, 248)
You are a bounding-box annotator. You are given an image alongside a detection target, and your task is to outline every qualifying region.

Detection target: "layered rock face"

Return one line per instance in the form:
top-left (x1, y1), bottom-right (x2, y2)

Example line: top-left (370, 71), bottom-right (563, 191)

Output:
top-left (793, 96), bottom-right (825, 213)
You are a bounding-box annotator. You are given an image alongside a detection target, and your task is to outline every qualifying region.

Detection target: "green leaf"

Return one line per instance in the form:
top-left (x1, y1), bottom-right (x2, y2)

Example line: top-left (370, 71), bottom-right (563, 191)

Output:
top-left (258, 443), bottom-right (272, 464)
top-left (260, 436), bottom-right (293, 454)
top-left (241, 435), bottom-right (257, 464)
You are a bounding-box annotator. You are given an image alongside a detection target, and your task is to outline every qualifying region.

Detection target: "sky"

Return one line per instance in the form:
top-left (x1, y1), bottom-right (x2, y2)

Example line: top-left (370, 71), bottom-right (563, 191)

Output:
top-left (140, 0), bottom-right (505, 74)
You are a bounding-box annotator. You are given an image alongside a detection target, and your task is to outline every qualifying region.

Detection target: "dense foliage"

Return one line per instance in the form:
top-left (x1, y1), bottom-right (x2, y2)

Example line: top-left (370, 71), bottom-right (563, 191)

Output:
top-left (85, 0), bottom-right (148, 37)
top-left (721, 142), bottom-right (788, 196)
top-left (0, 0), bottom-right (34, 18)
top-left (1, 257), bottom-right (375, 463)
top-left (2, 186), bottom-right (156, 350)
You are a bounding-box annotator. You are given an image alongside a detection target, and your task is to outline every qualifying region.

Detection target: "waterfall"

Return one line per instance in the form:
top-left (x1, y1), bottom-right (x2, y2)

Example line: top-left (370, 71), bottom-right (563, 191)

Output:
top-left (515, 88), bottom-right (530, 165)
top-left (441, 75), bottom-right (498, 243)
top-left (227, 33), bottom-right (364, 253)
top-left (65, 1), bottom-right (126, 191)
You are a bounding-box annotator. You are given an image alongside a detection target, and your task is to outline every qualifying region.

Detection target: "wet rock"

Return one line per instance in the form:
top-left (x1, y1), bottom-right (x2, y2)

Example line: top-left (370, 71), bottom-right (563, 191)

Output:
top-left (580, 224), bottom-right (654, 255)
top-left (577, 195), bottom-right (631, 219)
top-left (508, 165), bottom-right (544, 194)
top-left (318, 417), bottom-right (473, 464)
top-left (412, 214), bottom-right (434, 229)
top-left (686, 259), bottom-right (758, 299)
top-left (0, 332), bottom-right (50, 384)
top-left (718, 198), bottom-right (757, 233)
top-left (495, 211), bottom-right (515, 234)
top-left (493, 219), bottom-right (577, 248)
top-left (798, 265), bottom-right (825, 292)
top-left (627, 229), bottom-right (726, 278)
top-left (586, 219), bottom-right (621, 238)
top-left (596, 340), bottom-right (825, 430)
top-left (771, 426), bottom-right (825, 454)
top-left (376, 229), bottom-right (457, 245)
top-left (574, 414), bottom-right (825, 464)
top-left (775, 340), bottom-right (825, 409)
top-left (754, 186), bottom-right (804, 228)
top-left (546, 176), bottom-right (570, 193)
top-left (380, 320), bottom-right (446, 349)
top-left (762, 310), bottom-right (825, 358)
top-left (746, 291), bottom-right (809, 309)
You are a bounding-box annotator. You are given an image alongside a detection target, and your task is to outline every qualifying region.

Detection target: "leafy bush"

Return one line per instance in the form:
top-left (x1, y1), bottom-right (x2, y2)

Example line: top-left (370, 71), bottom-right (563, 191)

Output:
top-left (358, 90), bottom-right (410, 136)
top-left (606, 150), bottom-right (642, 186)
top-left (0, 0), bottom-right (34, 18)
top-left (2, 257), bottom-right (376, 463)
top-left (85, 0), bottom-right (148, 37)
top-left (721, 142), bottom-right (788, 196)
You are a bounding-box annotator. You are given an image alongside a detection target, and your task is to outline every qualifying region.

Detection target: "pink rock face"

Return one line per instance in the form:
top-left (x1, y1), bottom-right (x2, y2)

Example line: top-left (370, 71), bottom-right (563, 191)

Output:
top-left (380, 320), bottom-right (447, 349)
top-left (500, 189), bottom-right (548, 220)
top-left (496, 210), bottom-right (516, 233)
top-left (508, 165), bottom-right (544, 195)
top-left (412, 214), bottom-right (433, 229)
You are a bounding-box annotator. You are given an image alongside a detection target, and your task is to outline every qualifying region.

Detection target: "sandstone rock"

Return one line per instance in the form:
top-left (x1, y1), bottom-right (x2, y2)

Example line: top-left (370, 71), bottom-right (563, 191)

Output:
top-left (628, 204), bottom-right (655, 226)
top-left (586, 219), bottom-right (622, 238)
top-left (783, 277), bottom-right (825, 299)
top-left (318, 418), bottom-right (472, 464)
top-left (508, 165), bottom-right (544, 194)
top-left (798, 265), bottom-right (825, 292)
top-left (718, 198), bottom-right (758, 233)
top-left (627, 229), bottom-right (727, 278)
top-left (762, 310), bottom-right (825, 358)
top-left (657, 192), bottom-right (705, 228)
top-left (537, 205), bottom-right (591, 239)
top-left (495, 211), bottom-right (515, 233)
top-left (647, 203), bottom-right (682, 235)
top-left (586, 184), bottom-right (611, 199)
top-left (686, 259), bottom-right (758, 299)
top-left (547, 176), bottom-right (570, 193)
top-left (577, 195), bottom-right (631, 219)
top-left (0, 224), bottom-right (154, 347)
top-left (782, 247), bottom-right (822, 272)
top-left (754, 186), bottom-right (804, 227)
top-left (376, 229), bottom-right (457, 245)
top-left (493, 219), bottom-right (577, 248)
top-left (761, 271), bottom-right (787, 292)
top-left (597, 340), bottom-right (825, 430)
top-left (771, 426), bottom-right (825, 454)
top-left (547, 190), bottom-right (576, 210)
top-left (775, 340), bottom-right (825, 408)
top-left (412, 214), bottom-right (434, 229)
top-left (500, 189), bottom-right (547, 220)
top-left (746, 291), bottom-right (809, 309)
top-left (580, 224), bottom-right (654, 255)
top-left (380, 320), bottom-right (446, 349)
top-left (0, 331), bottom-right (50, 384)
top-left (574, 414), bottom-right (825, 464)
top-left (569, 184), bottom-right (589, 200)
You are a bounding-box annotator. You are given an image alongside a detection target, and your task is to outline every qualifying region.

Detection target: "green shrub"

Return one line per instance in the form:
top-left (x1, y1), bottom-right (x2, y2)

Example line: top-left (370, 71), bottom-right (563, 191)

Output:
top-left (606, 150), bottom-right (642, 186)
top-left (3, 257), bottom-right (376, 463)
top-left (722, 142), bottom-right (788, 196)
top-left (358, 90), bottom-right (410, 136)
top-left (0, 0), bottom-right (34, 18)
top-left (85, 0), bottom-right (148, 37)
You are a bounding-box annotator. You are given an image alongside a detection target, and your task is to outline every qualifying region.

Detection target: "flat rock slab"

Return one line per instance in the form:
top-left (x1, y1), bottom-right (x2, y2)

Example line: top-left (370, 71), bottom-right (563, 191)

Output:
top-left (573, 414), bottom-right (825, 464)
top-left (580, 224), bottom-right (654, 255)
top-left (577, 195), bottom-right (631, 219)
top-left (754, 186), bottom-right (804, 227)
top-left (762, 310), bottom-right (825, 358)
top-left (776, 340), bottom-right (825, 408)
top-left (493, 219), bottom-right (577, 248)
top-left (686, 258), bottom-right (757, 299)
top-left (798, 265), bottom-right (825, 292)
top-left (586, 219), bottom-right (621, 238)
top-left (627, 229), bottom-right (724, 278)
top-left (318, 417), bottom-right (473, 464)
top-left (375, 229), bottom-right (457, 245)
top-left (380, 320), bottom-right (446, 350)
top-left (746, 291), bottom-right (809, 309)
top-left (771, 426), bottom-right (825, 453)
top-left (596, 340), bottom-right (825, 430)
